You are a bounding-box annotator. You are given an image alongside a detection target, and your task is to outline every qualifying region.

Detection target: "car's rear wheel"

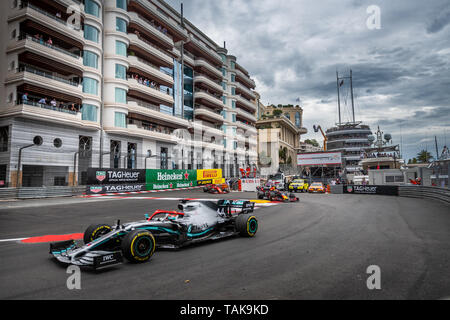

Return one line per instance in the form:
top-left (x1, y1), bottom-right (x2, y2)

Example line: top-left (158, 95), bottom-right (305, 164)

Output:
top-left (83, 224), bottom-right (112, 244)
top-left (121, 230), bottom-right (156, 263)
top-left (235, 214), bottom-right (258, 237)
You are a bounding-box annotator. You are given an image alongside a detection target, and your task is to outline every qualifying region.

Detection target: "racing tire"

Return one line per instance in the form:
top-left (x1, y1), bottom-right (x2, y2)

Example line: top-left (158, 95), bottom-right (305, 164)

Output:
top-left (121, 230), bottom-right (156, 263)
top-left (83, 224), bottom-right (113, 245)
top-left (235, 214), bottom-right (258, 237)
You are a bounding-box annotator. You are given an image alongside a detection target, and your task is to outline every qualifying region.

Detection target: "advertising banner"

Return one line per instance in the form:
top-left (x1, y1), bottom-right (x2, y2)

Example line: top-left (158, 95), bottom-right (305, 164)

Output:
top-left (297, 152), bottom-right (342, 166)
top-left (241, 178), bottom-right (261, 192)
top-left (197, 169), bottom-right (223, 181)
top-left (87, 168), bottom-right (146, 185)
top-left (343, 185), bottom-right (399, 196)
top-left (145, 169), bottom-right (197, 191)
top-left (86, 184), bottom-right (147, 195)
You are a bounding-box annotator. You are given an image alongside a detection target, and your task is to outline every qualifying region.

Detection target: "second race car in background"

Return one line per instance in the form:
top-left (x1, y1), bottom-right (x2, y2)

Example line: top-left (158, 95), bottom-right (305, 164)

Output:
top-left (308, 182), bottom-right (326, 193)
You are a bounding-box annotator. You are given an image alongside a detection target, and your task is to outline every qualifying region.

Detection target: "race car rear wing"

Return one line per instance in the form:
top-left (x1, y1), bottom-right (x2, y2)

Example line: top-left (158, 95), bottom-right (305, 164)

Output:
top-left (217, 200), bottom-right (255, 215)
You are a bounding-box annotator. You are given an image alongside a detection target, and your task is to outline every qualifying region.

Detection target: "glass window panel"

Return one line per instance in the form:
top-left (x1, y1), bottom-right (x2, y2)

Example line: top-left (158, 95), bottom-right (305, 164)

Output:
top-left (82, 77), bottom-right (98, 95)
top-left (84, 25), bottom-right (99, 43)
top-left (115, 88), bottom-right (127, 103)
top-left (116, 17), bottom-right (127, 33)
top-left (116, 40), bottom-right (127, 56)
top-left (114, 112), bottom-right (127, 128)
top-left (116, 0), bottom-right (127, 10)
top-left (85, 0), bottom-right (100, 17)
top-left (115, 64), bottom-right (127, 79)
top-left (83, 51), bottom-right (98, 69)
top-left (81, 104), bottom-right (98, 121)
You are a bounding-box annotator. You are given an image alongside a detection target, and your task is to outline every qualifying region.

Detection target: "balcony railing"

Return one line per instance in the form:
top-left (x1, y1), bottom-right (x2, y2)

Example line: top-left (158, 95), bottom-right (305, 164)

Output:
top-left (18, 64), bottom-right (79, 87)
top-left (17, 98), bottom-right (79, 115)
top-left (18, 33), bottom-right (81, 59)
top-left (20, 2), bottom-right (81, 31)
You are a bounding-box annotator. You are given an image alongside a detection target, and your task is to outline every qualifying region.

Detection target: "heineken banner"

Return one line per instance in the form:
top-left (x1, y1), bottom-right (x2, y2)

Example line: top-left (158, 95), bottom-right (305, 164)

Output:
top-left (87, 168), bottom-right (146, 185)
top-left (145, 169), bottom-right (198, 191)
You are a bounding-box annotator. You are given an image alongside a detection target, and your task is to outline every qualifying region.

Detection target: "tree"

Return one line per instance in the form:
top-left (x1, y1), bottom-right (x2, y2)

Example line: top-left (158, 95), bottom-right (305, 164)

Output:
top-left (273, 109), bottom-right (283, 117)
top-left (279, 147), bottom-right (288, 164)
top-left (416, 150), bottom-right (433, 163)
top-left (305, 139), bottom-right (320, 147)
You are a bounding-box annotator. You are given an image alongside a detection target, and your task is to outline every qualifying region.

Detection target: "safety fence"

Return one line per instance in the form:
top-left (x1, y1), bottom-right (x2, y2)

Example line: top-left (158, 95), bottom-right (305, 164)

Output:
top-left (329, 184), bottom-right (449, 205)
top-left (398, 186), bottom-right (450, 205)
top-left (0, 186), bottom-right (85, 200)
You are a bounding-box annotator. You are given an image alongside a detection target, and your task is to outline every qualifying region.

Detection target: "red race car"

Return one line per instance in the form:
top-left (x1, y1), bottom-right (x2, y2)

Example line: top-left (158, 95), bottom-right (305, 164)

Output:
top-left (203, 183), bottom-right (230, 194)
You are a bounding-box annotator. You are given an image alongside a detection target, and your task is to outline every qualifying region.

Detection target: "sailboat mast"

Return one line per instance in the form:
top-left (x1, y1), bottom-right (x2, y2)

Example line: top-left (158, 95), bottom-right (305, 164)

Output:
top-left (336, 71), bottom-right (341, 125)
top-left (350, 69), bottom-right (355, 123)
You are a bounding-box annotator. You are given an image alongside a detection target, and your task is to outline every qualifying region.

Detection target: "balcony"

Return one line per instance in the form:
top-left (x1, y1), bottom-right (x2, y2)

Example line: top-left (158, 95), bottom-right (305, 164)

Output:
top-left (128, 55), bottom-right (174, 86)
top-left (235, 94), bottom-right (257, 112)
top-left (0, 102), bottom-right (99, 130)
top-left (194, 89), bottom-right (224, 110)
top-left (235, 107), bottom-right (257, 123)
top-left (128, 33), bottom-right (174, 67)
top-left (105, 124), bottom-right (176, 144)
top-left (235, 68), bottom-right (256, 89)
top-left (127, 78), bottom-right (174, 105)
top-left (128, 11), bottom-right (174, 48)
top-left (129, 0), bottom-right (188, 41)
top-left (9, 3), bottom-right (84, 43)
top-left (127, 100), bottom-right (189, 128)
top-left (194, 58), bottom-right (223, 80)
top-left (236, 121), bottom-right (257, 134)
top-left (188, 35), bottom-right (222, 66)
top-left (6, 66), bottom-right (83, 100)
top-left (235, 81), bottom-right (256, 100)
top-left (9, 34), bottom-right (83, 71)
top-left (194, 74), bottom-right (223, 94)
top-left (194, 107), bottom-right (224, 124)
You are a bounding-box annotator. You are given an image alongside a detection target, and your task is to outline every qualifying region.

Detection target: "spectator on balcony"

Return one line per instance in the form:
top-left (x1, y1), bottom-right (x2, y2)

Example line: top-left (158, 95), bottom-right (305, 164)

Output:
top-left (70, 104), bottom-right (77, 112)
top-left (56, 11), bottom-right (62, 19)
top-left (38, 97), bottom-right (47, 105)
top-left (22, 92), bottom-right (28, 103)
top-left (47, 37), bottom-right (53, 45)
top-left (50, 98), bottom-right (57, 108)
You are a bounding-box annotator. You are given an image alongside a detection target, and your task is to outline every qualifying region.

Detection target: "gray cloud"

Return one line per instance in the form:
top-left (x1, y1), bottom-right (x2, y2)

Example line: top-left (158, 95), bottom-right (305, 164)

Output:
top-left (165, 0), bottom-right (450, 161)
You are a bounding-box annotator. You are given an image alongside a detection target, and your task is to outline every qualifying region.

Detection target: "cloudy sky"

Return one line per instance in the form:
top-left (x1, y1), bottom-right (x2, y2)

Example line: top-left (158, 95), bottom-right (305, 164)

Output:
top-left (166, 0), bottom-right (450, 161)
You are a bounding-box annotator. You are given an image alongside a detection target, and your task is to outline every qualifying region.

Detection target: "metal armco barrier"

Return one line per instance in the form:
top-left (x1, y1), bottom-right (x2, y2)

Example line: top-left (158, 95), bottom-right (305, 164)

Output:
top-left (0, 186), bottom-right (85, 200)
top-left (398, 186), bottom-right (450, 205)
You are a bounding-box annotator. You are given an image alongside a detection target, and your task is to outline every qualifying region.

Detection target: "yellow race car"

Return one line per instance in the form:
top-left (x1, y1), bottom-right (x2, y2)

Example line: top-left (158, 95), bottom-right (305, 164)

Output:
top-left (308, 182), bottom-right (326, 193)
top-left (288, 179), bottom-right (309, 193)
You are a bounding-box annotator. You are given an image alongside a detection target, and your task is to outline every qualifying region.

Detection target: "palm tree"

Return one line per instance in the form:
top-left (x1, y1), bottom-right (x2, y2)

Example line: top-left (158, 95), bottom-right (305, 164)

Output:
top-left (416, 150), bottom-right (433, 163)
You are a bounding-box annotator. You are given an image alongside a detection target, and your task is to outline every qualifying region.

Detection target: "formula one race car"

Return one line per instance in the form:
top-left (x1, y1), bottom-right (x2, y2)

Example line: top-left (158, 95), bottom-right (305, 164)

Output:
top-left (256, 185), bottom-right (299, 202)
top-left (49, 200), bottom-right (257, 270)
top-left (203, 183), bottom-right (230, 194)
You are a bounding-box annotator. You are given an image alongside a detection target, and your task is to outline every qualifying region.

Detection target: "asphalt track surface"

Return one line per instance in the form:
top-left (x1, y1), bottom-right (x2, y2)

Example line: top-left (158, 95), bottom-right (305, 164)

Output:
top-left (0, 190), bottom-right (449, 300)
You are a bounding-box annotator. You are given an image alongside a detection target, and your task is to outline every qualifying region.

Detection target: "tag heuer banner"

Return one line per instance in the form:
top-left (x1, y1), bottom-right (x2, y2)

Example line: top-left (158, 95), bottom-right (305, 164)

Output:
top-left (145, 169), bottom-right (198, 191)
top-left (87, 168), bottom-right (146, 185)
top-left (86, 184), bottom-right (147, 195)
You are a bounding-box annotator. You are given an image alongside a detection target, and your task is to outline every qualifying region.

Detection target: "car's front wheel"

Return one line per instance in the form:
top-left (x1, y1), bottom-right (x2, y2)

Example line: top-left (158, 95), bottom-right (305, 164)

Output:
top-left (121, 230), bottom-right (156, 263)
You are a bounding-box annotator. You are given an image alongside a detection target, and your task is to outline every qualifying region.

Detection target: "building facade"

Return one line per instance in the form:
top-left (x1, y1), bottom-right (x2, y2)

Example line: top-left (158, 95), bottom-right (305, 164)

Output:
top-left (0, 0), bottom-right (258, 187)
top-left (256, 104), bottom-right (307, 176)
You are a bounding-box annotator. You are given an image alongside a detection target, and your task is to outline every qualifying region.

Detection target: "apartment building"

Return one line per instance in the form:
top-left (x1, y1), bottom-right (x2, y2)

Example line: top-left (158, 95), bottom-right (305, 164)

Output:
top-left (256, 104), bottom-right (307, 175)
top-left (0, 0), bottom-right (258, 187)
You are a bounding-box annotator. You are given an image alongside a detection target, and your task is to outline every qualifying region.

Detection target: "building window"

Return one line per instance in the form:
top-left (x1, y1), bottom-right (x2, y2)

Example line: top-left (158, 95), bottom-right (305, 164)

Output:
top-left (110, 140), bottom-right (121, 168)
top-left (116, 0), bottom-right (127, 10)
top-left (232, 114), bottom-right (236, 122)
top-left (221, 110), bottom-right (227, 119)
top-left (231, 87), bottom-right (236, 95)
top-left (222, 68), bottom-right (226, 77)
top-left (84, 25), bottom-right (99, 43)
top-left (85, 0), bottom-right (100, 17)
top-left (82, 77), bottom-right (99, 95)
top-left (230, 61), bottom-right (235, 69)
top-left (115, 88), bottom-right (127, 103)
top-left (222, 82), bottom-right (227, 90)
top-left (116, 40), bottom-right (127, 56)
top-left (231, 100), bottom-right (236, 109)
top-left (295, 111), bottom-right (301, 127)
top-left (222, 96), bottom-right (226, 105)
top-left (115, 64), bottom-right (127, 79)
top-left (114, 112), bottom-right (127, 128)
top-left (83, 51), bottom-right (98, 69)
top-left (116, 17), bottom-right (127, 33)
top-left (127, 143), bottom-right (137, 169)
top-left (160, 147), bottom-right (168, 169)
top-left (81, 104), bottom-right (98, 121)
top-left (0, 126), bottom-right (8, 152)
top-left (231, 74), bottom-right (235, 82)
